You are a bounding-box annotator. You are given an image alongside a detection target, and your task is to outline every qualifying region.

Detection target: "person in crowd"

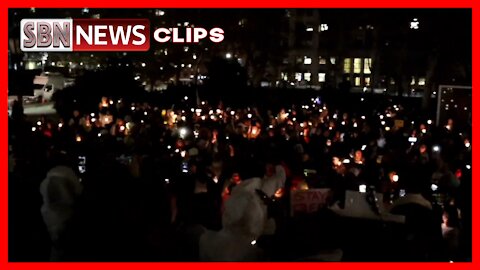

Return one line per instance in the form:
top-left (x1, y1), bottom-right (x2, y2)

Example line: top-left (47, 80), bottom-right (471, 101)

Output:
top-left (389, 169), bottom-right (445, 261)
top-left (39, 151), bottom-right (82, 261)
top-left (199, 185), bottom-right (266, 261)
top-left (442, 205), bottom-right (461, 261)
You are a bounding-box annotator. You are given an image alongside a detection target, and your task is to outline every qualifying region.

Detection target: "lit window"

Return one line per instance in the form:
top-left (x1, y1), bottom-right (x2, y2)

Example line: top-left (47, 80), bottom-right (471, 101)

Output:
top-left (295, 73), bottom-right (302, 82)
top-left (354, 58), bottom-right (362, 73)
top-left (354, 76), bottom-right (361, 86)
top-left (364, 58), bottom-right (372, 74)
top-left (155, 9), bottom-right (165, 16)
top-left (418, 78), bottom-right (426, 86)
top-left (390, 78), bottom-right (395, 85)
top-left (306, 27), bottom-right (314, 32)
top-left (296, 57), bottom-right (303, 64)
top-left (304, 73), bottom-right (311, 82)
top-left (319, 57), bottom-right (326, 65)
top-left (365, 76), bottom-right (371, 86)
top-left (330, 57), bottom-right (336, 65)
top-left (343, 58), bottom-right (351, 73)
top-left (319, 24), bottom-right (329, 31)
top-left (318, 73), bottom-right (326, 82)
top-left (304, 57), bottom-right (312, 65)
top-left (410, 77), bottom-right (416, 85)
top-left (281, 72), bottom-right (288, 81)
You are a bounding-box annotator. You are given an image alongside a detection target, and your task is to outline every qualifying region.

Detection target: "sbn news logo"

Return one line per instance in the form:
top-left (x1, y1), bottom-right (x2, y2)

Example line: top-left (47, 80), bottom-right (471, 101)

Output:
top-left (20, 18), bottom-right (225, 52)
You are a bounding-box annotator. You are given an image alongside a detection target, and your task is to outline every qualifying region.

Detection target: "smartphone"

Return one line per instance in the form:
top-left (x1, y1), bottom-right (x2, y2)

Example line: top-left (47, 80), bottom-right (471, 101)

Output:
top-left (181, 161), bottom-right (189, 174)
top-left (78, 156), bottom-right (86, 175)
top-left (408, 137), bottom-right (417, 143)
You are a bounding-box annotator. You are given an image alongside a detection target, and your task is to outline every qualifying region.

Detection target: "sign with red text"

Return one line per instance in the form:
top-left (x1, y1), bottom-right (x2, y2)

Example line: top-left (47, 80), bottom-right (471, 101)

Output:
top-left (290, 188), bottom-right (331, 217)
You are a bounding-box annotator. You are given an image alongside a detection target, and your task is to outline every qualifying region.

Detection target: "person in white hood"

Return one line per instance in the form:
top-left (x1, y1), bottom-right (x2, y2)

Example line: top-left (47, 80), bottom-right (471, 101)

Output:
top-left (199, 184), bottom-right (265, 261)
top-left (40, 164), bottom-right (83, 261)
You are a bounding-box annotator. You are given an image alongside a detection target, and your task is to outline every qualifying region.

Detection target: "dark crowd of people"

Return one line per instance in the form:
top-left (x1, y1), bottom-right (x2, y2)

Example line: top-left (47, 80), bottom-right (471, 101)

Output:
top-left (8, 93), bottom-right (471, 262)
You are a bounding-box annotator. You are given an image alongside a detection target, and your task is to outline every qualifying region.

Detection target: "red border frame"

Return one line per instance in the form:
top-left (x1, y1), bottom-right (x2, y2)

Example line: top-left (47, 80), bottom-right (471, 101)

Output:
top-left (1, 1), bottom-right (477, 270)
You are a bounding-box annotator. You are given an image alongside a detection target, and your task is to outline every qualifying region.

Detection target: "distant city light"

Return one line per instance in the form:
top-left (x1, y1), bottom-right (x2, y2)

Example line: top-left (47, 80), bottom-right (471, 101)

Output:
top-left (226, 53), bottom-right (232, 59)
top-left (320, 24), bottom-right (329, 31)
top-left (306, 27), bottom-right (314, 32)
